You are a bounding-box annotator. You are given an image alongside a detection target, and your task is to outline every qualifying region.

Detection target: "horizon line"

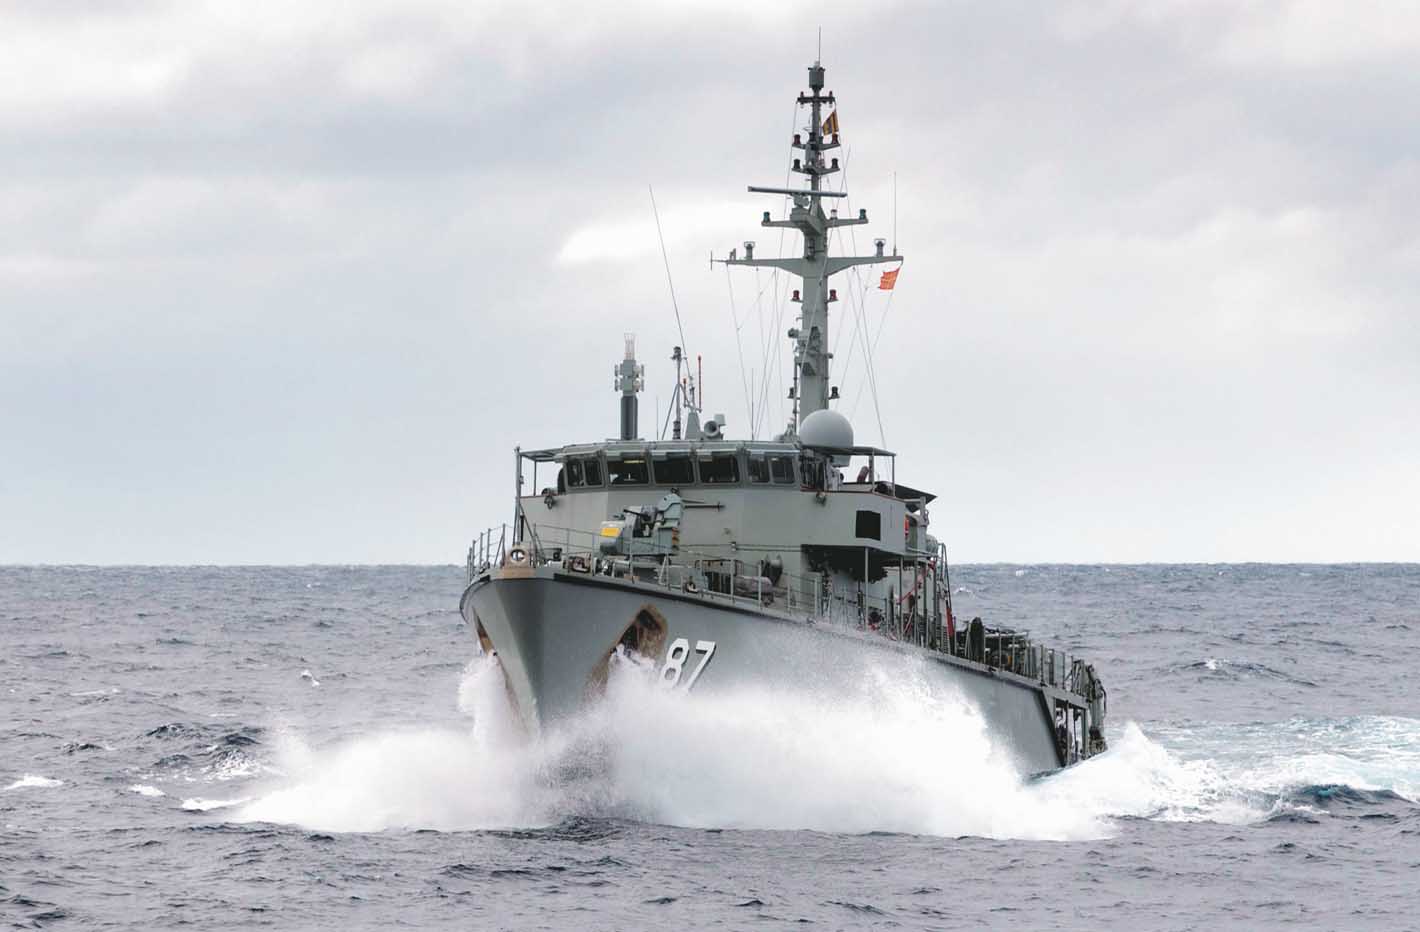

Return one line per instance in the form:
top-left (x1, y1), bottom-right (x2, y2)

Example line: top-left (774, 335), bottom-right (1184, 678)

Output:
top-left (3, 560), bottom-right (1417, 569)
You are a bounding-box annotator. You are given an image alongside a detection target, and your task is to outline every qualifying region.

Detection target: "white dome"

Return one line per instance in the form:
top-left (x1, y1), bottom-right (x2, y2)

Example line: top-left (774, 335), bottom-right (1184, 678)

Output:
top-left (799, 408), bottom-right (854, 450)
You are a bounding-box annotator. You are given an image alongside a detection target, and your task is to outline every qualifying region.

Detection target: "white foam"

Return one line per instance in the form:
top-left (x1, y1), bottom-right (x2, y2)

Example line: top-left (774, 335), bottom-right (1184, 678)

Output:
top-left (593, 657), bottom-right (1104, 839)
top-left (226, 656), bottom-right (1420, 838)
top-left (1033, 723), bottom-right (1258, 824)
top-left (209, 755), bottom-right (264, 782)
top-left (1175, 716), bottom-right (1420, 806)
top-left (234, 654), bottom-right (1110, 839)
top-left (129, 784), bottom-right (165, 797)
top-left (1112, 715), bottom-right (1420, 823)
top-left (182, 796), bottom-right (251, 812)
top-left (4, 774), bottom-right (62, 791)
top-left (236, 655), bottom-right (542, 832)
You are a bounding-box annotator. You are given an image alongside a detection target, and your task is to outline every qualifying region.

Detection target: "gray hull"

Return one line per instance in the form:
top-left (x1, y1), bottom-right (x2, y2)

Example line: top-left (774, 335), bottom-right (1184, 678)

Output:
top-left (462, 567), bottom-right (1069, 775)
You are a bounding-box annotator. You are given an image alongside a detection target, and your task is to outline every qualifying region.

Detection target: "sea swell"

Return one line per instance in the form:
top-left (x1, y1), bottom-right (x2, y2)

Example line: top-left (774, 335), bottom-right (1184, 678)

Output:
top-left (4, 564), bottom-right (1418, 932)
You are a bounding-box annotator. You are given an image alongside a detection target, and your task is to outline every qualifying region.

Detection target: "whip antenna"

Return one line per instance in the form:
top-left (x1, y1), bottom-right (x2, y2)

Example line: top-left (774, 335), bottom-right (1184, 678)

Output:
top-left (649, 186), bottom-right (690, 361)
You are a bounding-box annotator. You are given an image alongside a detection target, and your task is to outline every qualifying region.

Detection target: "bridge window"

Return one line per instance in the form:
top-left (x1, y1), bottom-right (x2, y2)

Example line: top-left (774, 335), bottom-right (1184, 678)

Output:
top-left (699, 453), bottom-right (740, 484)
top-left (607, 455), bottom-right (648, 485)
top-left (747, 454), bottom-right (771, 484)
top-left (653, 453), bottom-right (695, 486)
top-left (566, 458), bottom-right (585, 488)
top-left (770, 455), bottom-right (795, 484)
top-left (855, 509), bottom-right (881, 540)
top-left (581, 456), bottom-right (603, 487)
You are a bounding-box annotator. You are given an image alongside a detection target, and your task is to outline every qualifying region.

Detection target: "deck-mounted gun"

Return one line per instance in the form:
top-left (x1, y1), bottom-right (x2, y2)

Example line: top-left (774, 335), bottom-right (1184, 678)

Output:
top-left (598, 492), bottom-right (684, 558)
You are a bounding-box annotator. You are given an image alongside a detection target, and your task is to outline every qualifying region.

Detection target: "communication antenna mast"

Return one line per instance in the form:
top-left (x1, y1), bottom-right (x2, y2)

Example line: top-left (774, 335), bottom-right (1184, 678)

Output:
top-left (713, 58), bottom-right (900, 436)
top-left (614, 334), bottom-right (644, 440)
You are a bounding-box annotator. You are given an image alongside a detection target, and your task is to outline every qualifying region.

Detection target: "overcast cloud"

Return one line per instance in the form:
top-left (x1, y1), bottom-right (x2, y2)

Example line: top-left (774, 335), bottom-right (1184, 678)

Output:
top-left (2, 0), bottom-right (1417, 564)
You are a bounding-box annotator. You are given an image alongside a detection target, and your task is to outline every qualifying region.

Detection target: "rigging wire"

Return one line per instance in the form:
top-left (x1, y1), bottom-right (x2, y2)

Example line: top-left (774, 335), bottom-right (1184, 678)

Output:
top-left (763, 273), bottom-right (790, 437)
top-left (746, 96), bottom-right (802, 439)
top-left (849, 277), bottom-right (888, 446)
top-left (726, 91), bottom-right (899, 441)
top-left (843, 247), bottom-right (887, 448)
top-left (659, 380), bottom-right (681, 440)
top-left (825, 145), bottom-right (879, 390)
top-left (848, 288), bottom-right (900, 421)
top-left (822, 134), bottom-right (890, 447)
top-left (846, 178), bottom-right (904, 424)
top-left (769, 97), bottom-right (802, 436)
top-left (724, 263), bottom-right (753, 434)
top-left (828, 146), bottom-right (862, 371)
top-left (649, 185), bottom-right (689, 365)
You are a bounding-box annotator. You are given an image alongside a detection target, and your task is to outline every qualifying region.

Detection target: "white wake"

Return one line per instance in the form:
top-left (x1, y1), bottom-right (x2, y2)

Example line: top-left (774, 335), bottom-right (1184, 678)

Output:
top-left (230, 654), bottom-right (1420, 838)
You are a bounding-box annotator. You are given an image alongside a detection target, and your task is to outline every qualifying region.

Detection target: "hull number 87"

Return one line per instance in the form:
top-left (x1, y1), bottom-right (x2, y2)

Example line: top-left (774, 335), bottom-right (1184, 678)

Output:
top-left (659, 638), bottom-right (716, 690)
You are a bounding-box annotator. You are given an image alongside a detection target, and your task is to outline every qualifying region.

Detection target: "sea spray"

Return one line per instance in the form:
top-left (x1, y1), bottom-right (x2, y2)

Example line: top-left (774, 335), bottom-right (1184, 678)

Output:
top-left (237, 655), bottom-right (549, 832)
top-left (234, 653), bottom-right (1112, 838)
top-left (1149, 715), bottom-right (1420, 812)
top-left (591, 653), bottom-right (1103, 838)
top-left (232, 653), bottom-right (1420, 837)
top-left (1031, 723), bottom-right (1248, 824)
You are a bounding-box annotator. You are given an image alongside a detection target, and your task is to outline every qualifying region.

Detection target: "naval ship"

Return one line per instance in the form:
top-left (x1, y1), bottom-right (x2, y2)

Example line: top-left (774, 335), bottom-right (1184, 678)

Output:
top-left (461, 60), bottom-right (1108, 773)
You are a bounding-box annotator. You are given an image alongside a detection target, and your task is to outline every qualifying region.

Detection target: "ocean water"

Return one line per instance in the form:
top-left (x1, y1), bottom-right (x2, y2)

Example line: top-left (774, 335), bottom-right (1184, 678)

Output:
top-left (2, 564), bottom-right (1417, 930)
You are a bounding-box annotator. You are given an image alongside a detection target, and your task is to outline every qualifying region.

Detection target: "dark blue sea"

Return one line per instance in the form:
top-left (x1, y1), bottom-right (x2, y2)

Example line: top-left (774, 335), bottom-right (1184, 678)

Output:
top-left (3, 564), bottom-right (1417, 930)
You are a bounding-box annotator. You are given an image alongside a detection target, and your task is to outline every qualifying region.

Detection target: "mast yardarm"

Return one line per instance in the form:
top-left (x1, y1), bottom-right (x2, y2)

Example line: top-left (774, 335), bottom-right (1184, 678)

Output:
top-left (717, 60), bottom-right (901, 435)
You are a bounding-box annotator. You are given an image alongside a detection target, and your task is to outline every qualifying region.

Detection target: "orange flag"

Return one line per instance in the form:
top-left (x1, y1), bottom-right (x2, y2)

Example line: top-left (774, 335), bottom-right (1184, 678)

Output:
top-left (879, 268), bottom-right (900, 290)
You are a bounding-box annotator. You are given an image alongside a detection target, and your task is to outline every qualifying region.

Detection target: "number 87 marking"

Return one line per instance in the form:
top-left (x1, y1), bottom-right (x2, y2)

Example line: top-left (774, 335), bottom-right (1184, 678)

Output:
top-left (659, 638), bottom-right (716, 690)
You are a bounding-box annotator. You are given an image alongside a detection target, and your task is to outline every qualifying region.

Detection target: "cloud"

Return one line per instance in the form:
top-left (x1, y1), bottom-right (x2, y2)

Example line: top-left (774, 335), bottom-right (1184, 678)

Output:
top-left (1, 0), bottom-right (1416, 562)
top-left (557, 200), bottom-right (753, 264)
top-left (1212, 0), bottom-right (1420, 67)
top-left (1056, 0), bottom-right (1420, 67)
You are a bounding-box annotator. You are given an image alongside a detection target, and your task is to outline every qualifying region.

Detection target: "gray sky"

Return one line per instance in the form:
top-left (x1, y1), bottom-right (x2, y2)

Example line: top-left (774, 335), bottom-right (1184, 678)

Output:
top-left (3, 0), bottom-right (1417, 564)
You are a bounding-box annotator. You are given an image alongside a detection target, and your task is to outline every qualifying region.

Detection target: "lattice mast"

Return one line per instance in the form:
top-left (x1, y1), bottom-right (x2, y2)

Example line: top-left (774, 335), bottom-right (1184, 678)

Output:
top-left (719, 59), bottom-right (901, 435)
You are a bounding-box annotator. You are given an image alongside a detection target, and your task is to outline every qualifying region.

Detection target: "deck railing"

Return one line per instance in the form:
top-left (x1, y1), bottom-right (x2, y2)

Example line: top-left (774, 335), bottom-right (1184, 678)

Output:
top-left (466, 524), bottom-right (508, 582)
top-left (464, 519), bottom-right (1088, 698)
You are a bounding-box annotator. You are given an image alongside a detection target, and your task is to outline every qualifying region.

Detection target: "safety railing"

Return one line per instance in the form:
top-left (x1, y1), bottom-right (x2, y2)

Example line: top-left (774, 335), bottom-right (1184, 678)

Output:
top-left (466, 524), bottom-right (508, 583)
top-left (464, 518), bottom-right (1090, 699)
